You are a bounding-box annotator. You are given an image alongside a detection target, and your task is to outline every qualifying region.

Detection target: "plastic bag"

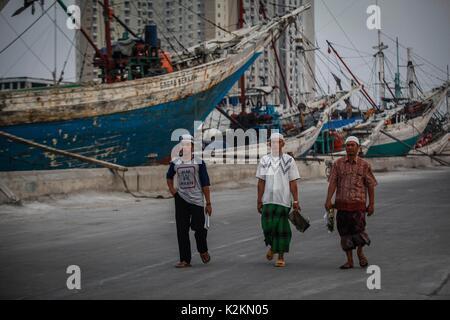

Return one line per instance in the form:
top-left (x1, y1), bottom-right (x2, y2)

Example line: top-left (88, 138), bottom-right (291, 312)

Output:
top-left (324, 208), bottom-right (335, 233)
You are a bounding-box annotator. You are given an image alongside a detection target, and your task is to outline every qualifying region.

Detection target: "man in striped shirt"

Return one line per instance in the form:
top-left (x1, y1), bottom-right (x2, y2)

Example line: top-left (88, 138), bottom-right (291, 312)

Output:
top-left (325, 136), bottom-right (377, 270)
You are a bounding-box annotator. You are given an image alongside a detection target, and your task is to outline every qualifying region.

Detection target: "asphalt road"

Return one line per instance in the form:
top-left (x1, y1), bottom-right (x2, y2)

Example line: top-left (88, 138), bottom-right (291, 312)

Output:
top-left (0, 168), bottom-right (449, 300)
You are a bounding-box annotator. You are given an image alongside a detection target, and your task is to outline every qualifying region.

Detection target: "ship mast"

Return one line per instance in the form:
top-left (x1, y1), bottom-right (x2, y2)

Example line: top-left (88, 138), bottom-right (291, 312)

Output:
top-left (56, 0), bottom-right (113, 83)
top-left (447, 65), bottom-right (449, 114)
top-left (53, 3), bottom-right (57, 85)
top-left (406, 47), bottom-right (418, 100)
top-left (327, 41), bottom-right (378, 110)
top-left (259, 1), bottom-right (298, 125)
top-left (102, 0), bottom-right (113, 83)
top-left (394, 37), bottom-right (402, 99)
top-left (372, 2), bottom-right (388, 108)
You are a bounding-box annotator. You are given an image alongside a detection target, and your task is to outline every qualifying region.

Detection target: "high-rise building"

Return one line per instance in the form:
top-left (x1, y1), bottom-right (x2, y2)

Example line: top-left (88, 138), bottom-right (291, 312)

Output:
top-left (204, 0), bottom-right (315, 108)
top-left (241, 0), bottom-right (315, 107)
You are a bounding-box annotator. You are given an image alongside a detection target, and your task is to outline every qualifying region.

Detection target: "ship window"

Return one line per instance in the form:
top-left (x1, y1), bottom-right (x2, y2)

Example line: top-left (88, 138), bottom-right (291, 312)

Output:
top-left (13, 82), bottom-right (18, 90)
top-left (4, 83), bottom-right (10, 89)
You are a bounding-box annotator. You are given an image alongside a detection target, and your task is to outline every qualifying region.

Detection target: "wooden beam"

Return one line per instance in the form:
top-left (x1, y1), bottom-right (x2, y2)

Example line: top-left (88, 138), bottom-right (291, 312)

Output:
top-left (0, 131), bottom-right (128, 172)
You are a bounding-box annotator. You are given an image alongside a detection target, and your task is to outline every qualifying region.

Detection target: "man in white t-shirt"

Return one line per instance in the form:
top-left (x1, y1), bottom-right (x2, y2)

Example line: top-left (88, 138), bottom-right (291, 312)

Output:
top-left (256, 133), bottom-right (301, 267)
top-left (167, 134), bottom-right (212, 268)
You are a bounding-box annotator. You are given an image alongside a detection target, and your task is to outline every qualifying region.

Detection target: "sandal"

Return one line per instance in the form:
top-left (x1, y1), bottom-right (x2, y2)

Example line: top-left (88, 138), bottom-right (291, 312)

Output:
top-left (275, 259), bottom-right (286, 267)
top-left (339, 262), bottom-right (354, 270)
top-left (266, 248), bottom-right (274, 261)
top-left (358, 255), bottom-right (369, 268)
top-left (200, 252), bottom-right (211, 264)
top-left (175, 261), bottom-right (192, 268)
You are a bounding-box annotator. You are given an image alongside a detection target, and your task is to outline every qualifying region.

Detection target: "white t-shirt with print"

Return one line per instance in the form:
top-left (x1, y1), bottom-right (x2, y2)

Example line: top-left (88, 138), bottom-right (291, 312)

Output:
top-left (256, 153), bottom-right (301, 208)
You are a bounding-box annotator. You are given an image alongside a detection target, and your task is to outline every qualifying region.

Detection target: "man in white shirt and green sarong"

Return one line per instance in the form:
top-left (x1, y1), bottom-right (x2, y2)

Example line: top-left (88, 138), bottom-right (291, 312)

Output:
top-left (256, 133), bottom-right (301, 267)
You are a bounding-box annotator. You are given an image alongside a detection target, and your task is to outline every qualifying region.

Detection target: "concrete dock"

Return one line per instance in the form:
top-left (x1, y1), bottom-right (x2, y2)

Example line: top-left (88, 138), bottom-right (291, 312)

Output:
top-left (0, 167), bottom-right (449, 299)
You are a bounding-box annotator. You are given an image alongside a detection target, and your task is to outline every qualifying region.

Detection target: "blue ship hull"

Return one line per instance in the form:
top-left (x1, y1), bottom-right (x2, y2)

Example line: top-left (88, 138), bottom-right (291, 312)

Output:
top-left (0, 53), bottom-right (261, 171)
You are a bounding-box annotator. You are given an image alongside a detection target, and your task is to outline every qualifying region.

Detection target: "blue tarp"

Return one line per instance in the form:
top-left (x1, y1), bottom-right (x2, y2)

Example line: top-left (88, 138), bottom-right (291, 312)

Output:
top-left (321, 117), bottom-right (363, 132)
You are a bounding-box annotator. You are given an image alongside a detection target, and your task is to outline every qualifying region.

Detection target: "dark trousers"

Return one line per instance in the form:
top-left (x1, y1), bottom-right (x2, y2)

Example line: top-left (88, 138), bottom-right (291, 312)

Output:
top-left (336, 210), bottom-right (371, 251)
top-left (174, 193), bottom-right (208, 263)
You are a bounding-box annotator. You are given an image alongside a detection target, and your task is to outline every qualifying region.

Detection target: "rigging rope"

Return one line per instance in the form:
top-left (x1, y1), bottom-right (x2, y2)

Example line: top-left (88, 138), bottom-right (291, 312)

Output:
top-left (380, 30), bottom-right (448, 77)
top-left (177, 0), bottom-right (236, 37)
top-left (0, 22), bottom-right (53, 78)
top-left (319, 0), bottom-right (372, 72)
top-left (0, 12), bottom-right (54, 75)
top-left (0, 1), bottom-right (56, 56)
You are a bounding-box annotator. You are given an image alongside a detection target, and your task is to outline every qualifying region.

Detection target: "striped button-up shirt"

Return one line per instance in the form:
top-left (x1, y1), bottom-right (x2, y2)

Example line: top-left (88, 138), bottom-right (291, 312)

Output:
top-left (329, 156), bottom-right (378, 211)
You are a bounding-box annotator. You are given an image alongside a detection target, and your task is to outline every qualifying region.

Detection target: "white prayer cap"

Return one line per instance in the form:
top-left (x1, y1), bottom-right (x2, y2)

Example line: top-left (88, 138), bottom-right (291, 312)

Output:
top-left (270, 132), bottom-right (285, 141)
top-left (345, 135), bottom-right (360, 145)
top-left (180, 134), bottom-right (194, 142)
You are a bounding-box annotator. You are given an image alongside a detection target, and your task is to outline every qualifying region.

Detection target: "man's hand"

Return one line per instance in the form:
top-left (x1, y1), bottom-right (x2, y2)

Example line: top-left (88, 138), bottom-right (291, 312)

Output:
top-left (257, 201), bottom-right (263, 214)
top-left (293, 201), bottom-right (300, 212)
top-left (325, 199), bottom-right (333, 211)
top-left (205, 203), bottom-right (212, 216)
top-left (367, 204), bottom-right (375, 216)
top-left (167, 179), bottom-right (177, 197)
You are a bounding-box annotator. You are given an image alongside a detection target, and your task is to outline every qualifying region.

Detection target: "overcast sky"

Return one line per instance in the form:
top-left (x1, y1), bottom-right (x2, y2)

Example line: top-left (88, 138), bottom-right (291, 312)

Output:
top-left (0, 0), bottom-right (449, 102)
top-left (314, 0), bottom-right (450, 107)
top-left (0, 0), bottom-right (77, 82)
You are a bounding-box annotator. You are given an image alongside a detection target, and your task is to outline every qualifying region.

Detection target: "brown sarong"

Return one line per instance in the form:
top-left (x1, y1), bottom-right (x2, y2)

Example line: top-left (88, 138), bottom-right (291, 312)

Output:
top-left (336, 210), bottom-right (371, 251)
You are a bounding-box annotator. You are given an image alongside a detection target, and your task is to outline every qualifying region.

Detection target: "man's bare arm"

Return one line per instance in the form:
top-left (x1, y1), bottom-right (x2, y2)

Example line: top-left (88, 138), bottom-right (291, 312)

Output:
top-left (202, 186), bottom-right (211, 204)
top-left (367, 185), bottom-right (375, 216)
top-left (289, 180), bottom-right (299, 202)
top-left (325, 180), bottom-right (337, 210)
top-left (202, 186), bottom-right (212, 216)
top-left (167, 179), bottom-right (176, 196)
top-left (257, 179), bottom-right (265, 213)
top-left (290, 180), bottom-right (300, 211)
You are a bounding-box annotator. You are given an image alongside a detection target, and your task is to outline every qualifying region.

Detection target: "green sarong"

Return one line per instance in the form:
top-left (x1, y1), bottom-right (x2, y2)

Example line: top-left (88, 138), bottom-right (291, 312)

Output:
top-left (261, 203), bottom-right (292, 254)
